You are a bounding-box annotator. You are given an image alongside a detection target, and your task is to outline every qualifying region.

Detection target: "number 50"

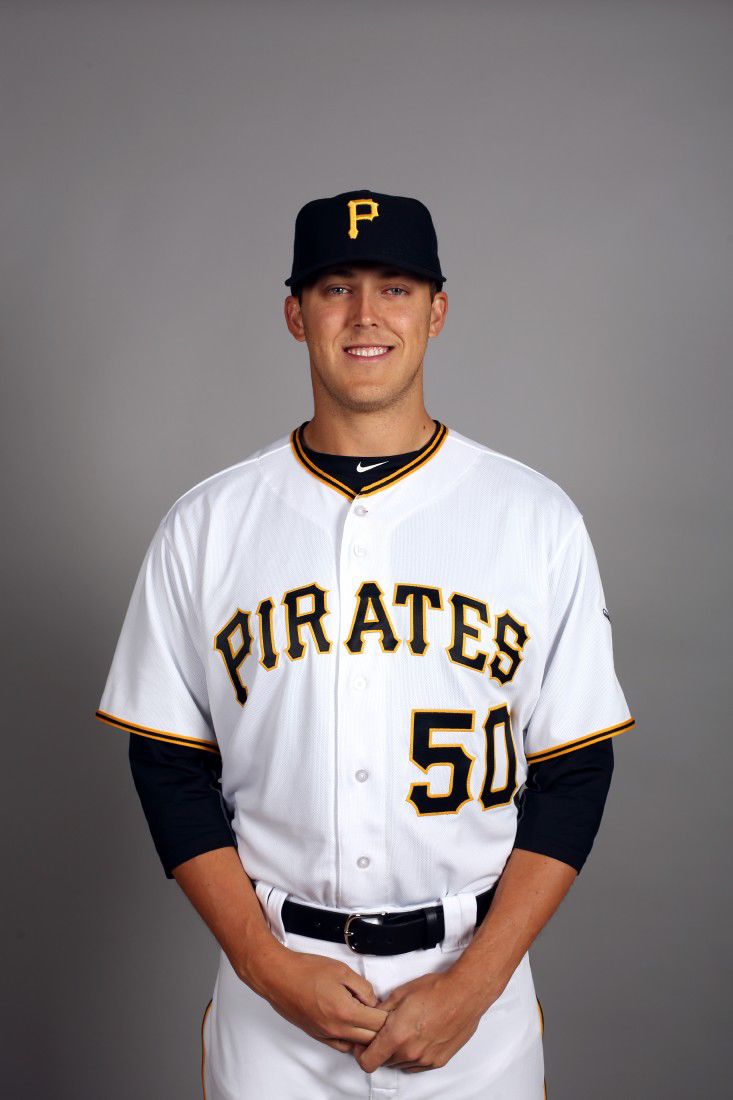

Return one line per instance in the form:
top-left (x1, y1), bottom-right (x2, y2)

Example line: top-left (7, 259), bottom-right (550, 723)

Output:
top-left (407, 705), bottom-right (518, 816)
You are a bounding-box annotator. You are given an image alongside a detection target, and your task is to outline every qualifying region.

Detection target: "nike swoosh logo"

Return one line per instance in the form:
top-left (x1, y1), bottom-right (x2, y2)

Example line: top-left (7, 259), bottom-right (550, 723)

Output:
top-left (356, 460), bottom-right (388, 472)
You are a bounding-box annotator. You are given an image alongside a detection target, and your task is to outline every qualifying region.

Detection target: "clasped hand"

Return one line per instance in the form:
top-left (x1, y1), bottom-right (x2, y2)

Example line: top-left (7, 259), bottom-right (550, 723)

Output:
top-left (262, 946), bottom-right (489, 1075)
top-left (351, 968), bottom-right (487, 1074)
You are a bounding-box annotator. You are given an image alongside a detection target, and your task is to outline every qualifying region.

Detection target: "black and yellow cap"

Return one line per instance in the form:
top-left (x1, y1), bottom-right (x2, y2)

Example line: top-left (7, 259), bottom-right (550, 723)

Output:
top-left (284, 189), bottom-right (446, 291)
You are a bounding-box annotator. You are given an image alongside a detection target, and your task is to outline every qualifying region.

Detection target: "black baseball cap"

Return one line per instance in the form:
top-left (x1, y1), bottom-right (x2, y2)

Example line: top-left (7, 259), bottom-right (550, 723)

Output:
top-left (284, 189), bottom-right (446, 291)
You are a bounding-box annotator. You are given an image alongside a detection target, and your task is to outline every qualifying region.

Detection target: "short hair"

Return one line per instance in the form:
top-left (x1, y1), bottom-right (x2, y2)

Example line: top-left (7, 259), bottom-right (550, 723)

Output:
top-left (295, 277), bottom-right (438, 304)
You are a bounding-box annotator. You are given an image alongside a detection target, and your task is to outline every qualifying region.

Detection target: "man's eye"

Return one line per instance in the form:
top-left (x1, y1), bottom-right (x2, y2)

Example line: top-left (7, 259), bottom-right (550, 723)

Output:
top-left (324, 285), bottom-right (407, 297)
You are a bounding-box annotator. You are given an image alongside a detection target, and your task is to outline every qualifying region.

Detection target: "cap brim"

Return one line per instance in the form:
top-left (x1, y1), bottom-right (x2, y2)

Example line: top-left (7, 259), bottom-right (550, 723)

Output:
top-left (285, 254), bottom-right (445, 288)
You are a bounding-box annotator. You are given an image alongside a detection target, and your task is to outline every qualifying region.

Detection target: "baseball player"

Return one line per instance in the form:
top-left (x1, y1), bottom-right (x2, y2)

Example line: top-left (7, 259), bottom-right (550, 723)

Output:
top-left (96, 189), bottom-right (635, 1098)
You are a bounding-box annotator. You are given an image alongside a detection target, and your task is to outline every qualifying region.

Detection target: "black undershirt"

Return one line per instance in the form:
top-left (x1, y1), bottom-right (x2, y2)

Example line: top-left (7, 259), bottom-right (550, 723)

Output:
top-left (129, 423), bottom-right (614, 879)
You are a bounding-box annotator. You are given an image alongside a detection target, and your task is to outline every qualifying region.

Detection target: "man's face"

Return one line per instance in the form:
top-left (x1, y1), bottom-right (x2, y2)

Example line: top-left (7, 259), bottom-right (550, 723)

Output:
top-left (284, 262), bottom-right (447, 414)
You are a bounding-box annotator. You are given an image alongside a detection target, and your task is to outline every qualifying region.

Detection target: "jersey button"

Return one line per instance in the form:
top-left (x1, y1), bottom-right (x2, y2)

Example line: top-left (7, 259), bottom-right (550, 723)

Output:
top-left (352, 675), bottom-right (367, 690)
top-left (357, 856), bottom-right (370, 869)
top-left (353, 543), bottom-right (367, 557)
top-left (355, 769), bottom-right (369, 782)
top-left (354, 504), bottom-right (369, 516)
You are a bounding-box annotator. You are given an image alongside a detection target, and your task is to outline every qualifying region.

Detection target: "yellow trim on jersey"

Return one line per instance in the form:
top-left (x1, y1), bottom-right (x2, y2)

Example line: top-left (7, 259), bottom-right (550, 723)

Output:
top-left (201, 998), bottom-right (212, 1099)
top-left (536, 997), bottom-right (547, 1096)
top-left (525, 716), bottom-right (635, 764)
top-left (94, 709), bottom-right (221, 754)
top-left (289, 420), bottom-right (448, 500)
top-left (290, 427), bottom-right (354, 499)
top-left (360, 422), bottom-right (448, 496)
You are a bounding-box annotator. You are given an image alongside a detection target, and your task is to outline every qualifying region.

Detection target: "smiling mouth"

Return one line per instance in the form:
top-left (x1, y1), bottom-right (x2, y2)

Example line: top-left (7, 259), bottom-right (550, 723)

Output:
top-left (343, 345), bottom-right (394, 360)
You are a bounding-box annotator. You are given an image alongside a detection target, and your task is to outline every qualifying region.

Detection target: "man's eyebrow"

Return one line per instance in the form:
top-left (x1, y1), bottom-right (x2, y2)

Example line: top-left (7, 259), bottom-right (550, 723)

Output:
top-left (319, 266), bottom-right (415, 279)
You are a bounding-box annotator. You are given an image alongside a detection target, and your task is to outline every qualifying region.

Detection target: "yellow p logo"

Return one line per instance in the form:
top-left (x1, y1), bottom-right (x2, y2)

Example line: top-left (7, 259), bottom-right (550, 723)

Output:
top-left (347, 199), bottom-right (379, 239)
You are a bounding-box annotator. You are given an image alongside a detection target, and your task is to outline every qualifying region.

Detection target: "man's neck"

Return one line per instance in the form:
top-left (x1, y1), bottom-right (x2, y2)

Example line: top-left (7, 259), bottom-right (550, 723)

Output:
top-left (302, 407), bottom-right (436, 457)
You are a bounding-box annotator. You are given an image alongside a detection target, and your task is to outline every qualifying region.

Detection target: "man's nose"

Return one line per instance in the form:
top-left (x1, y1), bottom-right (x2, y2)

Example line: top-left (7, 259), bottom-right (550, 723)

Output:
top-left (350, 286), bottom-right (379, 326)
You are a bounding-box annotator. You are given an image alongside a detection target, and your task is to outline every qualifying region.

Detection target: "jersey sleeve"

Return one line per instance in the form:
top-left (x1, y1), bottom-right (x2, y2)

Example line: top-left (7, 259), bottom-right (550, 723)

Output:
top-left (95, 514), bottom-right (219, 753)
top-left (523, 515), bottom-right (635, 763)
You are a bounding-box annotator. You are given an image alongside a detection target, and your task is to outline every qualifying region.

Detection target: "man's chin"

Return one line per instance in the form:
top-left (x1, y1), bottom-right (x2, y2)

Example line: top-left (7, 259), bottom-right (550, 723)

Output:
top-left (333, 374), bottom-right (423, 415)
top-left (311, 359), bottom-right (423, 415)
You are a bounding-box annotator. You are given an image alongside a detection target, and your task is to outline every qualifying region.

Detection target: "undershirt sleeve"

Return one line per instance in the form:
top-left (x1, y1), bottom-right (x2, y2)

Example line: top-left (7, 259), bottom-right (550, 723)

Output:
top-left (128, 733), bottom-right (237, 879)
top-left (513, 739), bottom-right (614, 873)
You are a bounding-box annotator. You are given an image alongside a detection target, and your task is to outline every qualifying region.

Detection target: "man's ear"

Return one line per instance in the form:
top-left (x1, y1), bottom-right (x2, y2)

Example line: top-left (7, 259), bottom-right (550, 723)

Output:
top-left (428, 291), bottom-right (448, 338)
top-left (284, 294), bottom-right (307, 343)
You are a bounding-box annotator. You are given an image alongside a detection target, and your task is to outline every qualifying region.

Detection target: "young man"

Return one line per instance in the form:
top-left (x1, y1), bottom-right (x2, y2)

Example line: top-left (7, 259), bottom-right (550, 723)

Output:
top-left (97, 189), bottom-right (635, 1098)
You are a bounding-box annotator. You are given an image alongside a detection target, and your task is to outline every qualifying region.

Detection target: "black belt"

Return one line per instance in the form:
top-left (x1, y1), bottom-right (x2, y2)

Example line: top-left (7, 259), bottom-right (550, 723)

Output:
top-left (278, 883), bottom-right (497, 956)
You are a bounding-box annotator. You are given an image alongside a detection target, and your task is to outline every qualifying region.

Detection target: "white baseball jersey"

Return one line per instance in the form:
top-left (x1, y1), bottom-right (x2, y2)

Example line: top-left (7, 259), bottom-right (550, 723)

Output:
top-left (97, 421), bottom-right (634, 910)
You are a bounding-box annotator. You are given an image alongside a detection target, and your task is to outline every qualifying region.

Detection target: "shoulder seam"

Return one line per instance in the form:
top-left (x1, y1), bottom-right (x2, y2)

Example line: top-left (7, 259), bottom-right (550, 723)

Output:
top-left (162, 438), bottom-right (291, 519)
top-left (547, 513), bottom-right (586, 573)
top-left (448, 432), bottom-right (570, 493)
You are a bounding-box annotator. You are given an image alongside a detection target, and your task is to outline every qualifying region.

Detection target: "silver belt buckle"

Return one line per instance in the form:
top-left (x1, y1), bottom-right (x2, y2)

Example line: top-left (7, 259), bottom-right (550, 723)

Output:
top-left (344, 910), bottom-right (389, 952)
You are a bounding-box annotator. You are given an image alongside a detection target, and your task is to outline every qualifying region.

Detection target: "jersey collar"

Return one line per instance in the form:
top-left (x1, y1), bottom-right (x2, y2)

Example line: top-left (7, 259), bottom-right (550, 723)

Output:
top-left (290, 419), bottom-right (449, 501)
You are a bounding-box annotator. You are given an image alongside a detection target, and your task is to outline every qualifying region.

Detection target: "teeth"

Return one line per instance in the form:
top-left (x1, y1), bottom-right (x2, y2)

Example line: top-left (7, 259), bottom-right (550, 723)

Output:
top-left (346, 346), bottom-right (391, 357)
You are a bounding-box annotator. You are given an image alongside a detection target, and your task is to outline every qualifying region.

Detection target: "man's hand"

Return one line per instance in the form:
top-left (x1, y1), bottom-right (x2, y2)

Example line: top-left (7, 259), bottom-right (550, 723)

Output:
top-left (170, 848), bottom-right (391, 1055)
top-left (351, 850), bottom-right (578, 1074)
top-left (262, 947), bottom-right (390, 1054)
top-left (351, 967), bottom-right (490, 1073)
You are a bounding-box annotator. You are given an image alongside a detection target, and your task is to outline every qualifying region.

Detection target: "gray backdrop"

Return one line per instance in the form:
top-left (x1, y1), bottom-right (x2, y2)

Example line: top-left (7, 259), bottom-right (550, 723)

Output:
top-left (2, 1), bottom-right (730, 1096)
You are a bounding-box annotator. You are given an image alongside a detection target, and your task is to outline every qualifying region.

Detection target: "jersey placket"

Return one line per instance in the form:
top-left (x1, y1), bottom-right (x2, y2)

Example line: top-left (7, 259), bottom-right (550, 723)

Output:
top-left (335, 492), bottom-right (391, 909)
